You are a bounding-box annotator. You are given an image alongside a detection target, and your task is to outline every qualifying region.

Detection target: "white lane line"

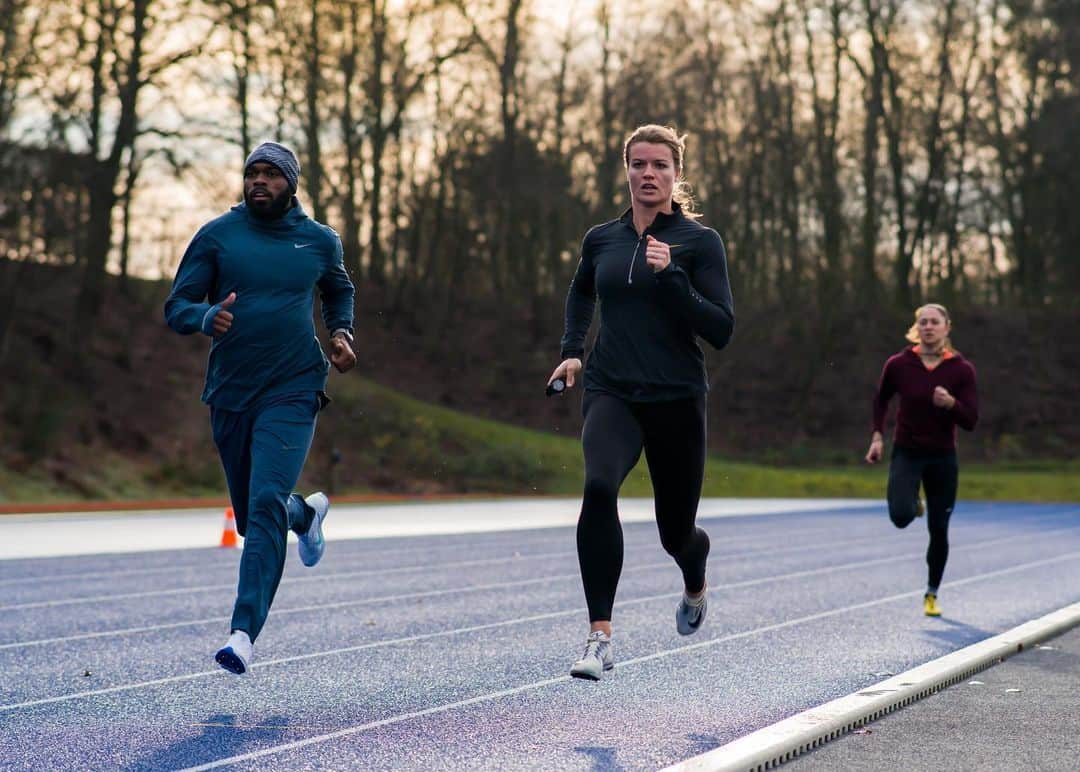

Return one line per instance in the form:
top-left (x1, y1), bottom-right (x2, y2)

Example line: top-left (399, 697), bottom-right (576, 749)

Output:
top-left (0, 519), bottom-right (787, 588)
top-left (0, 528), bottom-right (603, 588)
top-left (0, 526), bottom-right (585, 588)
top-left (0, 615), bottom-right (230, 652)
top-left (2, 523), bottom-right (1074, 651)
top-left (0, 549), bottom-right (577, 612)
top-left (3, 537), bottom-right (1077, 713)
top-left (0, 524), bottom-right (903, 611)
top-left (0, 550), bottom-right (825, 654)
top-left (0, 540), bottom-right (878, 652)
top-left (0, 535), bottom-right (554, 587)
top-left (2, 501), bottom-right (880, 585)
top-left (2, 501), bottom-right (1070, 586)
top-left (0, 564), bottom-right (203, 588)
top-left (0, 498), bottom-right (878, 560)
top-left (177, 549), bottom-right (1080, 771)
top-left (4, 501), bottom-right (1072, 598)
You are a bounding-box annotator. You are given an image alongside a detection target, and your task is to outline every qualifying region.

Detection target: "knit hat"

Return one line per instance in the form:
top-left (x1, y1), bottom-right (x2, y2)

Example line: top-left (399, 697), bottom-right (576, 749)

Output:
top-left (244, 141), bottom-right (300, 193)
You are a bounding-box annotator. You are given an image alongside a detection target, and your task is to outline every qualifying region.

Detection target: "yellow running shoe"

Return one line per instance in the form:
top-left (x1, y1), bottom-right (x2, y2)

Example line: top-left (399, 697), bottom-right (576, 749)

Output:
top-left (923, 593), bottom-right (942, 617)
top-left (915, 497), bottom-right (925, 518)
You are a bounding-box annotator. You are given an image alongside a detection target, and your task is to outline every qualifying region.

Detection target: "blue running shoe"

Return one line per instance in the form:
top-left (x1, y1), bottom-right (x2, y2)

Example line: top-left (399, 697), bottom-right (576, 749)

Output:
top-left (298, 492), bottom-right (329, 567)
top-left (676, 589), bottom-right (707, 636)
top-left (215, 630), bottom-right (252, 674)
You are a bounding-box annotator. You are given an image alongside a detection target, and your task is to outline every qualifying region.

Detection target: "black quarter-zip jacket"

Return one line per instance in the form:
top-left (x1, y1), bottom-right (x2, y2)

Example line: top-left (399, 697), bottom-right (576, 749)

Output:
top-left (560, 204), bottom-right (735, 402)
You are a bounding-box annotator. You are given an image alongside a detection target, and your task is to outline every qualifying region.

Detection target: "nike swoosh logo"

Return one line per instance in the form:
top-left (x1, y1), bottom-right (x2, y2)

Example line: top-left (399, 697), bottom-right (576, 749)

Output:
top-left (294, 243), bottom-right (312, 249)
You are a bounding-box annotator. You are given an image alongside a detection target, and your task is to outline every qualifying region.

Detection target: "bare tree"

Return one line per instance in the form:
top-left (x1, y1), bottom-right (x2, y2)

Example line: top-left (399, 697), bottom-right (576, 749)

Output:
top-left (57, 0), bottom-right (209, 327)
top-left (337, 0), bottom-right (364, 278)
top-left (303, 0), bottom-right (325, 222)
top-left (846, 0), bottom-right (885, 300)
top-left (799, 0), bottom-right (847, 298)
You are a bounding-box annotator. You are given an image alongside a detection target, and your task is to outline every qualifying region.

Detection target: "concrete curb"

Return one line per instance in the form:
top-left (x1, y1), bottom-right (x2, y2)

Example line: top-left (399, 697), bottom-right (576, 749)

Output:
top-left (663, 601), bottom-right (1080, 772)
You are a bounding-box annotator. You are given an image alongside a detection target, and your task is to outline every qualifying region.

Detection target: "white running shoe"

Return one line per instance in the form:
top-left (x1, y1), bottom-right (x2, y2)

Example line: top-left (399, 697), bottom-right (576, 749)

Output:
top-left (298, 492), bottom-right (329, 567)
top-left (215, 630), bottom-right (252, 675)
top-left (570, 631), bottom-right (614, 680)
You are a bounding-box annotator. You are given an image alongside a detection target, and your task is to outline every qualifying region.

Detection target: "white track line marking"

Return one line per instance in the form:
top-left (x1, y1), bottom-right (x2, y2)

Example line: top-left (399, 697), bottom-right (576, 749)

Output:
top-left (3, 542), bottom-right (1077, 714)
top-left (0, 525), bottom-right (904, 611)
top-left (0, 549), bottom-right (575, 611)
top-left (2, 502), bottom-right (1070, 589)
top-left (1, 524), bottom-right (1074, 650)
top-left (176, 550), bottom-right (1080, 771)
top-left (0, 520), bottom-right (797, 587)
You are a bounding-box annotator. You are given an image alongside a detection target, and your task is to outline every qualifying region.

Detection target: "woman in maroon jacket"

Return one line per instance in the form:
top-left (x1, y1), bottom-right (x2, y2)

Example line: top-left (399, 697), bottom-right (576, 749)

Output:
top-left (865, 303), bottom-right (979, 617)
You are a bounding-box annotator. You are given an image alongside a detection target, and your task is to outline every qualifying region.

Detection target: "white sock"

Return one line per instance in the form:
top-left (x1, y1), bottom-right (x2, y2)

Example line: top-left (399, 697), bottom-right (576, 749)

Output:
top-left (684, 590), bottom-right (706, 608)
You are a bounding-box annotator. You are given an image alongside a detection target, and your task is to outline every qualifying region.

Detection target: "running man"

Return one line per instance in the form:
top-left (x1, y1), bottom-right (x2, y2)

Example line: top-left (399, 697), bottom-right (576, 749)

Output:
top-left (165, 141), bottom-right (356, 673)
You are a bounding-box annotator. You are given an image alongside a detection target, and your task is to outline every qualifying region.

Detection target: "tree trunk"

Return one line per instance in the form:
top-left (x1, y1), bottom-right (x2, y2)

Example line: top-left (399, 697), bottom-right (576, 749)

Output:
top-left (75, 0), bottom-right (149, 327)
top-left (364, 0), bottom-right (392, 285)
top-left (0, 256), bottom-right (29, 365)
top-left (304, 0), bottom-right (324, 222)
top-left (339, 0), bottom-right (362, 278)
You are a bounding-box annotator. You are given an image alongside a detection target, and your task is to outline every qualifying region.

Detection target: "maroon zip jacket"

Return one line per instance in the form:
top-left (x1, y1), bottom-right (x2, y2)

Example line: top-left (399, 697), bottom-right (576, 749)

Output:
top-left (872, 346), bottom-right (979, 452)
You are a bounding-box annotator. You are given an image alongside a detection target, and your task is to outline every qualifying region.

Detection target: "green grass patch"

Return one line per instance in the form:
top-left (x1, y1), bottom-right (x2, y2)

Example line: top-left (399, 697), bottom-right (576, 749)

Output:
top-left (321, 378), bottom-right (583, 494)
top-left (331, 379), bottom-right (1078, 502)
top-left (1, 377), bottom-right (1076, 504)
top-left (0, 451), bottom-right (227, 505)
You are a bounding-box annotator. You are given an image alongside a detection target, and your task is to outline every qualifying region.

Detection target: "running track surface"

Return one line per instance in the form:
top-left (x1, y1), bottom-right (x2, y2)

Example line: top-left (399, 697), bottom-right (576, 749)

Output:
top-left (1, 498), bottom-right (1077, 770)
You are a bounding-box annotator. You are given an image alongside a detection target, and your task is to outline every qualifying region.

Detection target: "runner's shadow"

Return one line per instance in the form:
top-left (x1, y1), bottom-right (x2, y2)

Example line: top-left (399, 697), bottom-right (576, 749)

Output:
top-left (573, 745), bottom-right (625, 771)
top-left (686, 732), bottom-right (725, 755)
top-left (921, 618), bottom-right (995, 647)
top-left (123, 713), bottom-right (291, 771)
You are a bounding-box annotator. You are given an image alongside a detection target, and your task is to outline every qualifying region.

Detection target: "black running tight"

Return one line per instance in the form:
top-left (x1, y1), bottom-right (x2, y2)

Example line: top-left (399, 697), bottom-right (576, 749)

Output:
top-left (887, 445), bottom-right (959, 590)
top-left (577, 392), bottom-right (710, 622)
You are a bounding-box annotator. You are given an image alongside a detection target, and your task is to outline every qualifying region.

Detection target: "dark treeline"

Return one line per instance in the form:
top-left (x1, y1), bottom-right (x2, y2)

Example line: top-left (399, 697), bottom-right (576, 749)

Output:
top-left (1, 0), bottom-right (1078, 350)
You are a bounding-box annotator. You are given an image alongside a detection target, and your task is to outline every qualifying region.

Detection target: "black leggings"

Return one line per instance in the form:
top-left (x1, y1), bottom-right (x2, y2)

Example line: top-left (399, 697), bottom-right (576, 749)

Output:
top-left (577, 391), bottom-right (710, 622)
top-left (887, 445), bottom-right (959, 590)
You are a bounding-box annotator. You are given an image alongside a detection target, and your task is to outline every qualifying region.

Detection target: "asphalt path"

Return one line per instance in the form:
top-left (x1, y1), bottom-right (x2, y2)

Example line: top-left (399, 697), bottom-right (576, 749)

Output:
top-left (0, 499), bottom-right (1077, 770)
top-left (786, 623), bottom-right (1080, 771)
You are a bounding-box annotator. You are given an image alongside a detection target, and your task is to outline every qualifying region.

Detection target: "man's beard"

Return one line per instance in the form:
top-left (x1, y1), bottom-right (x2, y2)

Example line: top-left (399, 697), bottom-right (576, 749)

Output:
top-left (244, 188), bottom-right (292, 219)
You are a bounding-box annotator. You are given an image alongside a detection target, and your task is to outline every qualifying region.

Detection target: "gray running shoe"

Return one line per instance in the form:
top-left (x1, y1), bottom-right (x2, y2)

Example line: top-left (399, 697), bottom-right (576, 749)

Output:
top-left (570, 631), bottom-right (613, 680)
top-left (676, 590), bottom-right (707, 636)
top-left (298, 492), bottom-right (329, 567)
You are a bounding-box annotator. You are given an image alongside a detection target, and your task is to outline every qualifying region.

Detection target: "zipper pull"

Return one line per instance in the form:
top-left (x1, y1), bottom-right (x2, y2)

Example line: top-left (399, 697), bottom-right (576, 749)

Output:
top-left (627, 234), bottom-right (645, 285)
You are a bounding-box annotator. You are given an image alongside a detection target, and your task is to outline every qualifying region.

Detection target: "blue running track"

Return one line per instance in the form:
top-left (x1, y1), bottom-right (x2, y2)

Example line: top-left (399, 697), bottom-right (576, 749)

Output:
top-left (0, 499), bottom-right (1077, 770)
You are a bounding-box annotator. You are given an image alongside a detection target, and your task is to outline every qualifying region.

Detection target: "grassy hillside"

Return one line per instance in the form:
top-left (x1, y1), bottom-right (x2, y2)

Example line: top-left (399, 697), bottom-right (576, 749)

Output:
top-left (4, 375), bottom-right (1077, 505)
top-left (0, 262), bottom-right (1077, 506)
top-left (329, 378), bottom-right (1080, 502)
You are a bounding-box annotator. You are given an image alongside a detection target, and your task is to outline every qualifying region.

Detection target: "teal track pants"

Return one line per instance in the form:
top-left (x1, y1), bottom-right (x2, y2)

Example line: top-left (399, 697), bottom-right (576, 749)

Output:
top-left (211, 391), bottom-right (321, 642)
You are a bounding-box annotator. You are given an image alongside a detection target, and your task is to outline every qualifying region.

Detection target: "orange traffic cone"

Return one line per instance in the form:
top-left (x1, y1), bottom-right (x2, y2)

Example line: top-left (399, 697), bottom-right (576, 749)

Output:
top-left (219, 507), bottom-right (239, 548)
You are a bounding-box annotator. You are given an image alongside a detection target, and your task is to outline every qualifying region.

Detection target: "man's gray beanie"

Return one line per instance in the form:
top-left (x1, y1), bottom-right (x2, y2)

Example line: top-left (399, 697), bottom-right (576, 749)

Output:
top-left (244, 141), bottom-right (300, 193)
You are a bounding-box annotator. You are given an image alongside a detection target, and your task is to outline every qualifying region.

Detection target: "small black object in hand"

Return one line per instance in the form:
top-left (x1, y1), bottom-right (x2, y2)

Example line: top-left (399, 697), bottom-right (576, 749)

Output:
top-left (546, 378), bottom-right (566, 397)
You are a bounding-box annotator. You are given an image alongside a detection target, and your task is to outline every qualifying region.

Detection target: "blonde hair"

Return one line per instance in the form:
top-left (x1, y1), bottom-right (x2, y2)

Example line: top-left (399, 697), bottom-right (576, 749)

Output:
top-left (622, 124), bottom-right (699, 217)
top-left (906, 303), bottom-right (954, 351)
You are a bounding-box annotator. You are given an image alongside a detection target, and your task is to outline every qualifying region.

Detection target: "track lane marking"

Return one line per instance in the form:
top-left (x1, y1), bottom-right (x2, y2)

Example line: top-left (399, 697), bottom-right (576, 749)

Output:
top-left (4, 524), bottom-right (1075, 647)
top-left (0, 525), bottom-right (909, 611)
top-left (3, 503), bottom-right (1071, 593)
top-left (3, 538), bottom-right (1077, 713)
top-left (176, 549), bottom-right (1080, 771)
